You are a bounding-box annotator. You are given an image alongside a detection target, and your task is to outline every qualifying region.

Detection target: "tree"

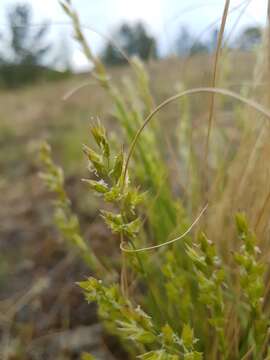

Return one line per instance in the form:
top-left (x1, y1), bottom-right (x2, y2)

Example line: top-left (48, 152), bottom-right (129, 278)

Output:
top-left (6, 3), bottom-right (51, 65)
top-left (236, 26), bottom-right (262, 51)
top-left (102, 22), bottom-right (157, 65)
top-left (0, 3), bottom-right (53, 87)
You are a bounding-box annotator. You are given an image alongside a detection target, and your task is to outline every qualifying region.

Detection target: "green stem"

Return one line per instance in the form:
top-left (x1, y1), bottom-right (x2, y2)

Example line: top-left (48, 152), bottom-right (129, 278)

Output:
top-left (129, 239), bottom-right (165, 325)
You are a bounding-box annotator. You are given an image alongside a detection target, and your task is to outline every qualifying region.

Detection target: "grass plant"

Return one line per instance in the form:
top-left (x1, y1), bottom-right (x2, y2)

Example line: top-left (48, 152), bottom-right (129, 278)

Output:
top-left (39, 1), bottom-right (270, 358)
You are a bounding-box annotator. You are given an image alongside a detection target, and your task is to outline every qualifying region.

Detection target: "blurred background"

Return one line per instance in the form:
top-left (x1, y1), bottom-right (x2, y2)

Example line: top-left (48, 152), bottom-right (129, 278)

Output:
top-left (0, 0), bottom-right (268, 359)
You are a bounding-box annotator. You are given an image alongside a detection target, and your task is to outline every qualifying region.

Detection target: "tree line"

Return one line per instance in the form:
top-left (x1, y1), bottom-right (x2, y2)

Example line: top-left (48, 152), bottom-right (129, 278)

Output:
top-left (0, 2), bottom-right (263, 88)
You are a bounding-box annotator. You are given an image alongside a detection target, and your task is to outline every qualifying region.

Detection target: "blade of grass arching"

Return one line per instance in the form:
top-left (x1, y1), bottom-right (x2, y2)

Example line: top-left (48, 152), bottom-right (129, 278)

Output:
top-left (123, 87), bottom-right (270, 185)
top-left (123, 86), bottom-right (270, 249)
top-left (117, 80), bottom-right (182, 244)
top-left (204, 0), bottom-right (231, 187)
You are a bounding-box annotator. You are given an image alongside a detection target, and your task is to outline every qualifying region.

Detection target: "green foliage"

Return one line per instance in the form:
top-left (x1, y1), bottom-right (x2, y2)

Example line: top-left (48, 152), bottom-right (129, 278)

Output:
top-left (79, 277), bottom-right (202, 359)
top-left (235, 213), bottom-right (265, 311)
top-left (186, 233), bottom-right (227, 356)
top-left (37, 2), bottom-right (270, 359)
top-left (234, 213), bottom-right (267, 357)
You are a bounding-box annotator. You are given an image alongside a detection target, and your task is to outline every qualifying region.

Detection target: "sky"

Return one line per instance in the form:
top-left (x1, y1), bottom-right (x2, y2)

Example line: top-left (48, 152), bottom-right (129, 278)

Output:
top-left (0, 0), bottom-right (268, 71)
